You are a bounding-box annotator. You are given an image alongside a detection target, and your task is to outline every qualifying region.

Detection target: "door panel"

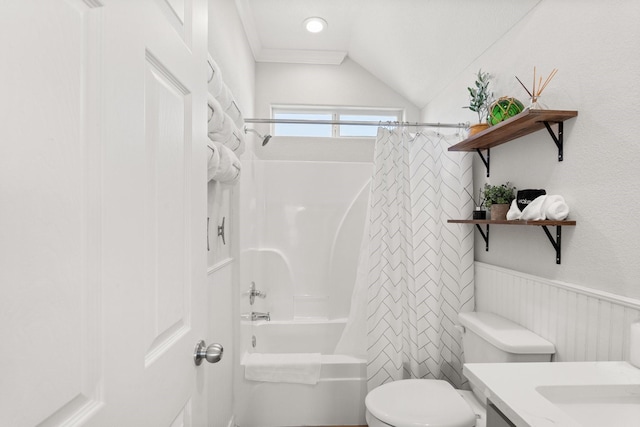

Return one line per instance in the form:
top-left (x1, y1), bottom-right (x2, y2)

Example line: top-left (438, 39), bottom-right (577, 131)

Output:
top-left (0, 0), bottom-right (209, 425)
top-left (143, 52), bottom-right (190, 365)
top-left (0, 1), bottom-right (102, 425)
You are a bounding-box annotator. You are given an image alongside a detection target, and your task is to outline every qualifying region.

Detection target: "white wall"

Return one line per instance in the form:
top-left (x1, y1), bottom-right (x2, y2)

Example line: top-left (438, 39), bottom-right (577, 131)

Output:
top-left (423, 0), bottom-right (640, 299)
top-left (254, 58), bottom-right (421, 162)
top-left (207, 0), bottom-right (256, 426)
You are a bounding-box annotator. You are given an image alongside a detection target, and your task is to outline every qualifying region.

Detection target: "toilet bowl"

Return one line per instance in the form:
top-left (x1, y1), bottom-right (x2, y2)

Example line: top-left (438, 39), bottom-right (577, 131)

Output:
top-left (364, 312), bottom-right (555, 427)
top-left (365, 379), bottom-right (479, 427)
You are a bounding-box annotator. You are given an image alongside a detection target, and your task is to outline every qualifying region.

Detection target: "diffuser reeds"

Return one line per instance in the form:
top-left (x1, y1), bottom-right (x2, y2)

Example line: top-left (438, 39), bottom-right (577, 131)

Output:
top-left (516, 67), bottom-right (558, 107)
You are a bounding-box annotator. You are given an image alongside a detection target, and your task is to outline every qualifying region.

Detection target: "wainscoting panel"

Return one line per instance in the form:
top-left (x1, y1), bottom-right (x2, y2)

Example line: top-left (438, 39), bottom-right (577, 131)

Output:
top-left (475, 262), bottom-right (640, 362)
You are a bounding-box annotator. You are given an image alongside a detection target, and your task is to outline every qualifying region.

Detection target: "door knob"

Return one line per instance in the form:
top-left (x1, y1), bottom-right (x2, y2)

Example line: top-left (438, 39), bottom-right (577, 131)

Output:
top-left (193, 340), bottom-right (224, 366)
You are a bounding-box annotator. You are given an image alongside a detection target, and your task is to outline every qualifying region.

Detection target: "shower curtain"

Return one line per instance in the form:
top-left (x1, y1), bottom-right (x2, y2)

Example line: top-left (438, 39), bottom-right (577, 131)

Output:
top-left (336, 127), bottom-right (474, 391)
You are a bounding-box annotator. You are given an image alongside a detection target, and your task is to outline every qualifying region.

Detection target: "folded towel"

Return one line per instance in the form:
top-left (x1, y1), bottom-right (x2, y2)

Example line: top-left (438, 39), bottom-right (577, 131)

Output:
top-left (520, 195), bottom-right (547, 220)
top-left (206, 144), bottom-right (220, 182)
top-left (506, 199), bottom-right (522, 220)
top-left (207, 93), bottom-right (225, 134)
top-left (243, 353), bottom-right (322, 385)
top-left (207, 54), bottom-right (223, 97)
top-left (543, 195), bottom-right (570, 220)
top-left (507, 194), bottom-right (570, 221)
top-left (211, 142), bottom-right (241, 184)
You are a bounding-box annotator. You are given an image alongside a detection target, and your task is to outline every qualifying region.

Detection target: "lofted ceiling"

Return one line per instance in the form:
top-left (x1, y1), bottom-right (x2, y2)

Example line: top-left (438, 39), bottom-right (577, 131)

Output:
top-left (234, 0), bottom-right (541, 108)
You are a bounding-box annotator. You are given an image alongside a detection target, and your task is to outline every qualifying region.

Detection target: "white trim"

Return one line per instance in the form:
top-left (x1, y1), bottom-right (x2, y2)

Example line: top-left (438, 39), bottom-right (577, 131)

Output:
top-left (256, 48), bottom-right (346, 65)
top-left (475, 262), bottom-right (640, 310)
top-left (233, 0), bottom-right (262, 61)
top-left (208, 257), bottom-right (234, 274)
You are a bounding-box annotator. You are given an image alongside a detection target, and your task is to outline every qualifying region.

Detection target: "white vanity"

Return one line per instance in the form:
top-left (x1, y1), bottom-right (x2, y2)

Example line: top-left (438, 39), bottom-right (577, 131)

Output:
top-left (464, 361), bottom-right (640, 427)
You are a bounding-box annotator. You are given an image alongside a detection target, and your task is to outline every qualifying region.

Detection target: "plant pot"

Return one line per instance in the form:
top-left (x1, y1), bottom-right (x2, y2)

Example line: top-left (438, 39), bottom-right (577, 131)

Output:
top-left (468, 123), bottom-right (489, 136)
top-left (490, 203), bottom-right (510, 221)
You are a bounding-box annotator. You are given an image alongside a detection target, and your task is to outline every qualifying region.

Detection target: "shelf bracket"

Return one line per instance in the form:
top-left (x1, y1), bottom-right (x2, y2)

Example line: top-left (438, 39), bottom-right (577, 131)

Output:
top-left (542, 121), bottom-right (564, 161)
top-left (541, 225), bottom-right (562, 264)
top-left (475, 224), bottom-right (489, 251)
top-left (475, 148), bottom-right (490, 177)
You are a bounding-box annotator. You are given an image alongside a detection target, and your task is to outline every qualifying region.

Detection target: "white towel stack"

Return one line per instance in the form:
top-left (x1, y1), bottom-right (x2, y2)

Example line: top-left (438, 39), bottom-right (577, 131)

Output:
top-left (243, 353), bottom-right (322, 385)
top-left (206, 53), bottom-right (245, 184)
top-left (507, 195), bottom-right (570, 221)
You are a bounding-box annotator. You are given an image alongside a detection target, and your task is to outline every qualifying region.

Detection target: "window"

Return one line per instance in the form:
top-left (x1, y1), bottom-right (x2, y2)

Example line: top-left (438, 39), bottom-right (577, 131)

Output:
top-left (272, 107), bottom-right (403, 138)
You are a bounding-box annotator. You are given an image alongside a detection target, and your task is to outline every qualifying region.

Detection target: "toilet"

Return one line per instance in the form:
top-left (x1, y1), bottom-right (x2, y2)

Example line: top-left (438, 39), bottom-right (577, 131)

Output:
top-left (365, 311), bottom-right (556, 427)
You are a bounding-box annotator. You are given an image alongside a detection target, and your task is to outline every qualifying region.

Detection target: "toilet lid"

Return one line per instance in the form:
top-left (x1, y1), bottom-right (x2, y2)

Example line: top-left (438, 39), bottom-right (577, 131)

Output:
top-left (365, 379), bottom-right (476, 427)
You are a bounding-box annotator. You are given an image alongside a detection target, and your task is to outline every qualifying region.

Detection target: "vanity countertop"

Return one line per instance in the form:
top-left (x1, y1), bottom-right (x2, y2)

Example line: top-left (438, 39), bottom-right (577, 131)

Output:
top-left (464, 361), bottom-right (640, 427)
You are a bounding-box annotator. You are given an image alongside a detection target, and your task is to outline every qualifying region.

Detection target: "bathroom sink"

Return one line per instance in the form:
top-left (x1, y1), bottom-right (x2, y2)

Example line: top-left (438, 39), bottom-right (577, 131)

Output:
top-left (536, 384), bottom-right (640, 427)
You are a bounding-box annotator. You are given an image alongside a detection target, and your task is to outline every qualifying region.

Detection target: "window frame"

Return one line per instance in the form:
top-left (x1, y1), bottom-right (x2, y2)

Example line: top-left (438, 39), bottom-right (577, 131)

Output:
top-left (271, 105), bottom-right (405, 138)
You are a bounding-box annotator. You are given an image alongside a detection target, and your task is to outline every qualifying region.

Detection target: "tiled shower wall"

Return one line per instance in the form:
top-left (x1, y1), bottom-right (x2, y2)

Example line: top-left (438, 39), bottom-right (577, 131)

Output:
top-left (475, 262), bottom-right (640, 362)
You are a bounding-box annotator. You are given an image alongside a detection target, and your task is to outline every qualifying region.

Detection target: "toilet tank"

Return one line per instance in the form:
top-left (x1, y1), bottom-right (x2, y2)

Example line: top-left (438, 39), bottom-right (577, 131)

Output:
top-left (458, 312), bottom-right (555, 363)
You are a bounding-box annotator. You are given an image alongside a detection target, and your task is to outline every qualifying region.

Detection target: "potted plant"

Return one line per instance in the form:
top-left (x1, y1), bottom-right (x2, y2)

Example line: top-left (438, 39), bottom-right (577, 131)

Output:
top-left (482, 182), bottom-right (516, 220)
top-left (464, 69), bottom-right (493, 136)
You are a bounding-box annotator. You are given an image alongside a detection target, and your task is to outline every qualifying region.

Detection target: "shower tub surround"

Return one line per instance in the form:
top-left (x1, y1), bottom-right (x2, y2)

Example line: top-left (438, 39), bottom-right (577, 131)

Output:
top-left (236, 319), bottom-right (366, 427)
top-left (235, 160), bottom-right (372, 426)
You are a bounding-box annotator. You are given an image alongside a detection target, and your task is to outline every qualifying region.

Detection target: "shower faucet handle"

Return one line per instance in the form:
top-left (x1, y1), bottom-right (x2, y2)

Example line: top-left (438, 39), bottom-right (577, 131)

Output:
top-left (248, 281), bottom-right (267, 305)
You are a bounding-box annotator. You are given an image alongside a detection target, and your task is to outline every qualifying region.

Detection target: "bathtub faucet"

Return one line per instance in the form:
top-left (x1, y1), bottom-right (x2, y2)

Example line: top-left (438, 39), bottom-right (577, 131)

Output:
top-left (241, 311), bottom-right (270, 321)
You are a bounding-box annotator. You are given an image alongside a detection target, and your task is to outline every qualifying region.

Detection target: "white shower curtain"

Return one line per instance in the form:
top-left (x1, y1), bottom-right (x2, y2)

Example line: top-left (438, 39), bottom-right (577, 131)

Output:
top-left (336, 127), bottom-right (474, 391)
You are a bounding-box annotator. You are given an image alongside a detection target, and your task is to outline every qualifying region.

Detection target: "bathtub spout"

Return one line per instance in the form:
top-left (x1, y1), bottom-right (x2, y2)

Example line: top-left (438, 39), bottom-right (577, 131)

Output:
top-left (241, 311), bottom-right (271, 321)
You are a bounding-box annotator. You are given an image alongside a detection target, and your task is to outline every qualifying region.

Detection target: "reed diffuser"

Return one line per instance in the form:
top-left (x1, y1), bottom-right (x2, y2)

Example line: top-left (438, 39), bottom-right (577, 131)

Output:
top-left (516, 67), bottom-right (558, 109)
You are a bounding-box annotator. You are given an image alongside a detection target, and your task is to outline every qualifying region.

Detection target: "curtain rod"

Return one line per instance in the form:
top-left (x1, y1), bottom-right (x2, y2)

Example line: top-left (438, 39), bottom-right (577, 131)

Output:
top-left (244, 118), bottom-right (468, 129)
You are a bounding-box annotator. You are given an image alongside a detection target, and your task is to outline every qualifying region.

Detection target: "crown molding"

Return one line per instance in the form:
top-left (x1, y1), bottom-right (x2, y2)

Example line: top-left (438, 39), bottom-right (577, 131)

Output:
top-left (255, 48), bottom-right (346, 65)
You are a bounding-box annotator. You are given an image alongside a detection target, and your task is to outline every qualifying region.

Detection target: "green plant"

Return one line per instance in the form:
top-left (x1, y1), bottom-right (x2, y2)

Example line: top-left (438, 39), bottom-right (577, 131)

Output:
top-left (464, 69), bottom-right (493, 124)
top-left (482, 182), bottom-right (516, 208)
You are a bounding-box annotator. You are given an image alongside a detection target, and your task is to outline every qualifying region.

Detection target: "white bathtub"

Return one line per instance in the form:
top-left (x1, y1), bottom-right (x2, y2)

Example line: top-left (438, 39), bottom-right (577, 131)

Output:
top-left (235, 319), bottom-right (367, 427)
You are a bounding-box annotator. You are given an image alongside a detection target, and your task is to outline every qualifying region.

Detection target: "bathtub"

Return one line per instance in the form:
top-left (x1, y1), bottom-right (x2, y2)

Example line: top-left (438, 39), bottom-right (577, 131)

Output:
top-left (235, 319), bottom-right (367, 427)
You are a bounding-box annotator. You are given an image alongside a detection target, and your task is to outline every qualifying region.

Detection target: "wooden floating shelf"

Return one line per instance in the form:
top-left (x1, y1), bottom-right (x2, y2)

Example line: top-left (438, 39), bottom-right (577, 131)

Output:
top-left (448, 109), bottom-right (578, 152)
top-left (448, 109), bottom-right (578, 177)
top-left (447, 219), bottom-right (576, 264)
top-left (447, 219), bottom-right (576, 226)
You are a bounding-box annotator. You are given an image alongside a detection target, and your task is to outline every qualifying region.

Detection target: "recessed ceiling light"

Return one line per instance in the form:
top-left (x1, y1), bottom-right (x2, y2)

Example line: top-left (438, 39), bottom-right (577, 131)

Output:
top-left (304, 17), bottom-right (327, 33)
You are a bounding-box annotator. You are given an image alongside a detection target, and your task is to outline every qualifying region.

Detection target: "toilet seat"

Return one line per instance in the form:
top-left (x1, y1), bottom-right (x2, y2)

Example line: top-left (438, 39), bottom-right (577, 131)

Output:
top-left (365, 379), bottom-right (476, 427)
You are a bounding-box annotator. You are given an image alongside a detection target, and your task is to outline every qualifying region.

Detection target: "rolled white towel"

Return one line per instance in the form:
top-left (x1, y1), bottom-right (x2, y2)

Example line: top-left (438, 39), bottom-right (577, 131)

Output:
top-left (206, 144), bottom-right (220, 182)
top-left (520, 195), bottom-right (547, 220)
top-left (506, 199), bottom-right (522, 220)
top-left (207, 54), bottom-right (223, 97)
top-left (224, 127), bottom-right (245, 155)
top-left (207, 93), bottom-right (225, 134)
top-left (216, 83), bottom-right (233, 111)
top-left (225, 99), bottom-right (244, 129)
top-left (212, 141), bottom-right (241, 184)
top-left (208, 113), bottom-right (233, 143)
top-left (543, 195), bottom-right (570, 220)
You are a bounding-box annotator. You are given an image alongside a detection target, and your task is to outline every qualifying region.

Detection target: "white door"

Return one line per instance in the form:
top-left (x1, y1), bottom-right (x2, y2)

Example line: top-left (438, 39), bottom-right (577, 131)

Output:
top-left (0, 0), bottom-right (211, 425)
